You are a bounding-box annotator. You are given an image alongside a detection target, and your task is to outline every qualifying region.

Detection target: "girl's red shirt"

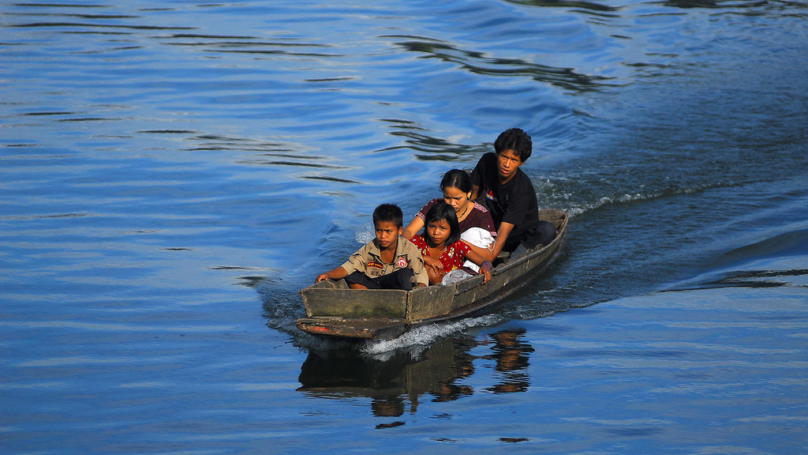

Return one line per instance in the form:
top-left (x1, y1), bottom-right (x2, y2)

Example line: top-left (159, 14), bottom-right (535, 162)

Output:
top-left (411, 235), bottom-right (472, 273)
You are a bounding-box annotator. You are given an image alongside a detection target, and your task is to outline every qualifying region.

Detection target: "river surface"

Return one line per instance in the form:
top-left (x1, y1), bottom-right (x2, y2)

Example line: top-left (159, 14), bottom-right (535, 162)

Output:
top-left (2, 1), bottom-right (807, 453)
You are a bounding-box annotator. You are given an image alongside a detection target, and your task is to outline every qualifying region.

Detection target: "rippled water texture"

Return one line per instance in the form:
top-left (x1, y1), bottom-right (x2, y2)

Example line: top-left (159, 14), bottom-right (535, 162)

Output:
top-left (2, 0), bottom-right (807, 453)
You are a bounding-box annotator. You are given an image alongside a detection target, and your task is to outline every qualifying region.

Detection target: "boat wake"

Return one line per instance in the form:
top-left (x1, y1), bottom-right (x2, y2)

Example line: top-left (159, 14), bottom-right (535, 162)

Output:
top-left (663, 227), bottom-right (808, 292)
top-left (361, 314), bottom-right (503, 356)
top-left (539, 177), bottom-right (747, 219)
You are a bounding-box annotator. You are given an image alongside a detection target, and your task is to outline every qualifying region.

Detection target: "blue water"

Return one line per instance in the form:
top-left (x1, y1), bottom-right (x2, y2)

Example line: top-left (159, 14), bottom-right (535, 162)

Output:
top-left (2, 1), bottom-right (807, 453)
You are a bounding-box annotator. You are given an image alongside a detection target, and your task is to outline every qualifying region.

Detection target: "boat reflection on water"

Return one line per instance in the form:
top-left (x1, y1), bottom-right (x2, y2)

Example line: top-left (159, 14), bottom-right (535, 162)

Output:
top-left (297, 329), bottom-right (533, 425)
top-left (485, 329), bottom-right (534, 394)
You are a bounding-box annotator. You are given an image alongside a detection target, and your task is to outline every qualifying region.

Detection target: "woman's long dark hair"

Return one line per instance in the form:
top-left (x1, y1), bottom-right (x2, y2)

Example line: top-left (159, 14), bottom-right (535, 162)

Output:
top-left (440, 169), bottom-right (473, 194)
top-left (422, 202), bottom-right (461, 247)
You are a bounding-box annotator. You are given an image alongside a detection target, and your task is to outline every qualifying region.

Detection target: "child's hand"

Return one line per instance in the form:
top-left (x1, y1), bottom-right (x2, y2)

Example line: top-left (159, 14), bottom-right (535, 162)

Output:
top-left (423, 256), bottom-right (445, 284)
top-left (481, 268), bottom-right (491, 284)
top-left (425, 262), bottom-right (446, 285)
top-left (315, 273), bottom-right (329, 283)
top-left (426, 262), bottom-right (444, 275)
top-left (480, 260), bottom-right (492, 284)
top-left (423, 255), bottom-right (442, 269)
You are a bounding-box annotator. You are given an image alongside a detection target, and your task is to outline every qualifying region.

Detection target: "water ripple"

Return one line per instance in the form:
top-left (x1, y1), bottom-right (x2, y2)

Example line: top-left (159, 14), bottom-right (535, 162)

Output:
top-left (391, 37), bottom-right (615, 92)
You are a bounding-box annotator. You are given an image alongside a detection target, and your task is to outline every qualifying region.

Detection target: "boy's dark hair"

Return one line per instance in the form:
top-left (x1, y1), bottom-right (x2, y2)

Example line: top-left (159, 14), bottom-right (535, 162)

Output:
top-left (440, 169), bottom-right (473, 194)
top-left (494, 128), bottom-right (532, 162)
top-left (423, 202), bottom-right (461, 246)
top-left (372, 203), bottom-right (404, 228)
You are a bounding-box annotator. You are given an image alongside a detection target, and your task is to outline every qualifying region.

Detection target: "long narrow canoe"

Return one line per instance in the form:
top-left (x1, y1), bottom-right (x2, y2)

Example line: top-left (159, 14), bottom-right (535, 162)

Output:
top-left (296, 209), bottom-right (569, 340)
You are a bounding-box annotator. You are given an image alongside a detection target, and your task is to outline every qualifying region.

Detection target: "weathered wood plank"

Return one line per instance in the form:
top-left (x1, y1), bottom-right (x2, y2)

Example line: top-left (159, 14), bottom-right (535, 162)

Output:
top-left (300, 288), bottom-right (408, 319)
top-left (408, 285), bottom-right (456, 321)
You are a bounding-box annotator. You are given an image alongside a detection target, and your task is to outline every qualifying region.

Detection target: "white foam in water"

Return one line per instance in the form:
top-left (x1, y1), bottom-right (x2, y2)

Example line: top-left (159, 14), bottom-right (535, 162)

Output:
top-left (355, 223), bottom-right (374, 244)
top-left (361, 314), bottom-right (502, 355)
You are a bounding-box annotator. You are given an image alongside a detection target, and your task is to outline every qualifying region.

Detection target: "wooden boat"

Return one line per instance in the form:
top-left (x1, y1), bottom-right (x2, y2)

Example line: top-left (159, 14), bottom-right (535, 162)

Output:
top-left (296, 209), bottom-right (569, 340)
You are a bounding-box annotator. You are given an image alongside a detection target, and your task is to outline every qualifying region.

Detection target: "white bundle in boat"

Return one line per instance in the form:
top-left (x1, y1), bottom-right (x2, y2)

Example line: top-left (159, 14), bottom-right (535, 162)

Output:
top-left (441, 228), bottom-right (495, 285)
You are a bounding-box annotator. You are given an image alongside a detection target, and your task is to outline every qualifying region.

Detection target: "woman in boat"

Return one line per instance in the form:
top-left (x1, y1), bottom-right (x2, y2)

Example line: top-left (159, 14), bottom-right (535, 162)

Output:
top-left (410, 202), bottom-right (492, 286)
top-left (403, 169), bottom-right (497, 272)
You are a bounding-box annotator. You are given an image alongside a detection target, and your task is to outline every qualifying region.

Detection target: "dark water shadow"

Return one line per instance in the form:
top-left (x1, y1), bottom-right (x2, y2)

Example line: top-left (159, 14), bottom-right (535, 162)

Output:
top-left (606, 427), bottom-right (665, 438)
top-left (504, 0), bottom-right (621, 13)
top-left (660, 0), bottom-right (771, 10)
top-left (670, 268), bottom-right (808, 291)
top-left (664, 228), bottom-right (808, 291)
top-left (377, 118), bottom-right (489, 163)
top-left (708, 229), bottom-right (808, 271)
top-left (11, 21), bottom-right (195, 32)
top-left (297, 329), bottom-right (534, 424)
top-left (506, 0), bottom-right (776, 14)
top-left (388, 36), bottom-right (616, 93)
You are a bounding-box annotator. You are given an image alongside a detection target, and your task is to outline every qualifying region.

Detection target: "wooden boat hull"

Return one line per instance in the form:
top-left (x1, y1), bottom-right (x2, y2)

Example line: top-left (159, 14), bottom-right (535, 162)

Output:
top-left (296, 209), bottom-right (569, 340)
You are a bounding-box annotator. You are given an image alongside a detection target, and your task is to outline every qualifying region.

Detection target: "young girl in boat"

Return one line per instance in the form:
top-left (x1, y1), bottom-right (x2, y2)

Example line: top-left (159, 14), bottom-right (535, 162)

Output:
top-left (404, 169), bottom-right (497, 272)
top-left (411, 202), bottom-right (493, 286)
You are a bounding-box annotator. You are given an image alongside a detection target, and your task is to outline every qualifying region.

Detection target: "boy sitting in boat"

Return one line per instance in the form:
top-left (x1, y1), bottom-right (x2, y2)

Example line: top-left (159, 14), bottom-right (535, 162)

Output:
top-left (470, 128), bottom-right (557, 258)
top-left (315, 203), bottom-right (429, 290)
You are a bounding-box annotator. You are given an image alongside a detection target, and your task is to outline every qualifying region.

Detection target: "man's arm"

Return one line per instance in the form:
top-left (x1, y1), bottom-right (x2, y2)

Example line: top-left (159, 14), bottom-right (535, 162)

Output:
top-left (490, 221), bottom-right (515, 259)
top-left (470, 184), bottom-right (481, 202)
top-left (469, 154), bottom-right (486, 202)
